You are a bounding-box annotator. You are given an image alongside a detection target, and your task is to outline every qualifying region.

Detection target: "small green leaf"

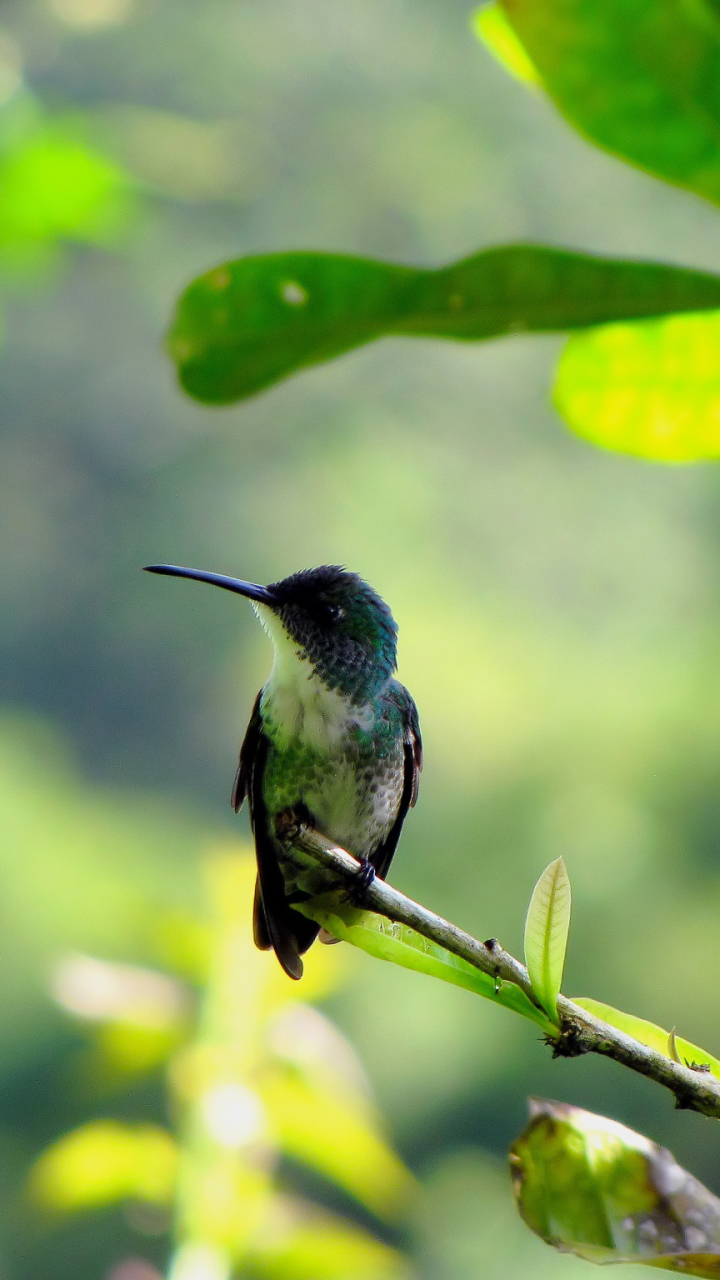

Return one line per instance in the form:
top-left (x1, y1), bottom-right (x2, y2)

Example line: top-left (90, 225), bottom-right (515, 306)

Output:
top-left (167, 247), bottom-right (720, 404)
top-left (523, 857), bottom-right (571, 1024)
top-left (299, 895), bottom-right (556, 1034)
top-left (555, 311), bottom-right (720, 461)
top-left (571, 997), bottom-right (720, 1080)
top-left (511, 1099), bottom-right (720, 1276)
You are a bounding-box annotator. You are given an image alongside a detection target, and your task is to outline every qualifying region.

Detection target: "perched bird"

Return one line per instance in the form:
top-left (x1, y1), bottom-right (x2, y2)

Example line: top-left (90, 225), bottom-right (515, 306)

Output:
top-left (144, 563), bottom-right (422, 978)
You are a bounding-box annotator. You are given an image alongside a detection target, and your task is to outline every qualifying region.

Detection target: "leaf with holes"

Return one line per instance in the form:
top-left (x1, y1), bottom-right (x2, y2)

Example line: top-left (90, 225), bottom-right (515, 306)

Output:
top-left (524, 857), bottom-right (571, 1024)
top-left (511, 1099), bottom-right (720, 1276)
top-left (167, 247), bottom-right (720, 404)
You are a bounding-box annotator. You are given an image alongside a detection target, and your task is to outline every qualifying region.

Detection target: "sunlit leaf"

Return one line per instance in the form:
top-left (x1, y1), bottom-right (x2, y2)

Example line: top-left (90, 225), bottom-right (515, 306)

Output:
top-left (511, 1099), bottom-right (720, 1276)
top-left (167, 247), bottom-right (720, 404)
top-left (29, 1120), bottom-right (178, 1211)
top-left (0, 131), bottom-right (131, 248)
top-left (250, 1196), bottom-right (411, 1280)
top-left (523, 857), bottom-right (571, 1024)
top-left (555, 311), bottom-right (720, 461)
top-left (499, 0), bottom-right (720, 205)
top-left (300, 895), bottom-right (556, 1034)
top-left (261, 1070), bottom-right (415, 1223)
top-left (94, 1021), bottom-right (185, 1075)
top-left (472, 4), bottom-right (541, 87)
top-left (571, 998), bottom-right (720, 1080)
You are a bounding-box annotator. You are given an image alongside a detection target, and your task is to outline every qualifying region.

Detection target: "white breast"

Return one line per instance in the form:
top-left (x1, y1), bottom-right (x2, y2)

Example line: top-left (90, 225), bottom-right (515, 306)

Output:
top-left (255, 602), bottom-right (373, 752)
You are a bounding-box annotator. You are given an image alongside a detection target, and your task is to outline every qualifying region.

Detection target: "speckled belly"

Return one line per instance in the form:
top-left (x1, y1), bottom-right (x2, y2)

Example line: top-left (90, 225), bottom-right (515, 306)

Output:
top-left (261, 731), bottom-right (405, 859)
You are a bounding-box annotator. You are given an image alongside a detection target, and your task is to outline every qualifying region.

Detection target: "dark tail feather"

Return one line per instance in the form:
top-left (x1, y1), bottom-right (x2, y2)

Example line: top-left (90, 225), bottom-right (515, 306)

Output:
top-left (253, 879), bottom-right (272, 951)
top-left (253, 876), bottom-right (319, 980)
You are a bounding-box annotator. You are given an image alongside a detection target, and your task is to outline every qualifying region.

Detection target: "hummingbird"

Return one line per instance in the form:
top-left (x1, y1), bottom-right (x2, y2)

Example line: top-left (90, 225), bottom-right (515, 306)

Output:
top-left (144, 563), bottom-right (422, 979)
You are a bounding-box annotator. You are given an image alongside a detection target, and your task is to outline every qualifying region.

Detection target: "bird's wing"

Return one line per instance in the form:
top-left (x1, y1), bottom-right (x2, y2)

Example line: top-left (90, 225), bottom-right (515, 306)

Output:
top-left (231, 690), bottom-right (263, 812)
top-left (371, 684), bottom-right (422, 881)
top-left (232, 691), bottom-right (318, 979)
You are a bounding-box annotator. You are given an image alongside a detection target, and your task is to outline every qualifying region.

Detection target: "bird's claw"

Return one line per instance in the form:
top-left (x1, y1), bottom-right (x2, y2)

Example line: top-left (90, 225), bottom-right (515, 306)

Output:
top-left (350, 857), bottom-right (375, 901)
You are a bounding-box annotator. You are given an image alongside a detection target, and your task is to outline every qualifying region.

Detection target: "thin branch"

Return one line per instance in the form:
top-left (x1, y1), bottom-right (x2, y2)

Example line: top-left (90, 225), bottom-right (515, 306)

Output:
top-left (284, 824), bottom-right (720, 1120)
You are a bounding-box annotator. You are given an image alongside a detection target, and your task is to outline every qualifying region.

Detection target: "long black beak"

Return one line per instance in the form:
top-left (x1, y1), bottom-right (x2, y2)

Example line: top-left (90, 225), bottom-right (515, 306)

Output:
top-left (144, 564), bottom-right (276, 605)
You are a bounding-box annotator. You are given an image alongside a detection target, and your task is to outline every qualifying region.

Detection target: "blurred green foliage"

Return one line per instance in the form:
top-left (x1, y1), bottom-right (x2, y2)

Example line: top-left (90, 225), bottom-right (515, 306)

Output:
top-left (27, 846), bottom-right (413, 1279)
top-left (0, 96), bottom-right (132, 293)
top-left (3, 0), bottom-right (720, 1278)
top-left (487, 0), bottom-right (720, 458)
top-left (166, 0), bottom-right (720, 457)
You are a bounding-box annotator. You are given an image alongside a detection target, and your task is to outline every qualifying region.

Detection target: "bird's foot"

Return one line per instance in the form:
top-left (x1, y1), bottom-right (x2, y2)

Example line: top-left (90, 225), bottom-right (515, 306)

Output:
top-left (275, 807), bottom-right (302, 844)
top-left (275, 804), bottom-right (316, 846)
top-left (348, 856), bottom-right (375, 902)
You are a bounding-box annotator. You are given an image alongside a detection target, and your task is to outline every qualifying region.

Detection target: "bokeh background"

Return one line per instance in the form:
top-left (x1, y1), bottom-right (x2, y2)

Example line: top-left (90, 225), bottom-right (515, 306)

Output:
top-left (2, 0), bottom-right (720, 1276)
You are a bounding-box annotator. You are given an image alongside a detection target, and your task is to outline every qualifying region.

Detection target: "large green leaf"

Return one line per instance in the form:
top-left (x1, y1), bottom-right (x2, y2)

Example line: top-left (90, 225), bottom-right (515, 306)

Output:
top-left (523, 857), bottom-right (571, 1024)
top-left (554, 311), bottom-right (720, 461)
top-left (499, 0), bottom-right (720, 206)
top-left (511, 1099), bottom-right (720, 1276)
top-left (167, 247), bottom-right (720, 404)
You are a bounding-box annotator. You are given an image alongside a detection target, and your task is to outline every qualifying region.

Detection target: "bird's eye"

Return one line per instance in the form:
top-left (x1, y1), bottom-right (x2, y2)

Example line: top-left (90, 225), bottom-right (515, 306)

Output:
top-left (324, 603), bottom-right (344, 623)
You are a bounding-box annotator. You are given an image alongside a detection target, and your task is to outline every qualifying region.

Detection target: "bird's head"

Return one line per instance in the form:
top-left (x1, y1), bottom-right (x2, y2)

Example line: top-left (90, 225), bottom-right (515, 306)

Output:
top-left (145, 563), bottom-right (398, 702)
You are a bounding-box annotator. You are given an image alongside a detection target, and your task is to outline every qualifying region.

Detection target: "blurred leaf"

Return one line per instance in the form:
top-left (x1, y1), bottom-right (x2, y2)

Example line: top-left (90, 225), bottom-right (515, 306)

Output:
top-left (301, 895), bottom-right (556, 1034)
top-left (0, 129), bottom-right (132, 249)
top-left (555, 311), bottom-right (720, 461)
top-left (250, 1197), bottom-right (411, 1280)
top-left (511, 1098), bottom-right (720, 1275)
top-left (94, 1021), bottom-right (186, 1076)
top-left (30, 1120), bottom-right (178, 1211)
top-left (267, 1003), bottom-right (374, 1106)
top-left (572, 998), bottom-right (720, 1080)
top-left (472, 4), bottom-right (541, 87)
top-left (51, 952), bottom-right (190, 1027)
top-left (261, 1069), bottom-right (416, 1223)
top-left (499, 0), bottom-right (720, 205)
top-left (167, 247), bottom-right (720, 403)
top-left (523, 857), bottom-right (570, 1024)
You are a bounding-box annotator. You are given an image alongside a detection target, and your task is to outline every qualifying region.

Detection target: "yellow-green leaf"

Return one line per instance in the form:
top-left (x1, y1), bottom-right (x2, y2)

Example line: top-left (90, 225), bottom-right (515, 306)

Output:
top-left (300, 895), bottom-right (556, 1034)
top-left (29, 1120), bottom-right (178, 1211)
top-left (554, 311), bottom-right (720, 461)
top-left (472, 4), bottom-right (541, 87)
top-left (523, 857), bottom-right (571, 1024)
top-left (572, 997), bottom-right (720, 1080)
top-left (260, 1070), bottom-right (415, 1224)
top-left (249, 1197), bottom-right (411, 1280)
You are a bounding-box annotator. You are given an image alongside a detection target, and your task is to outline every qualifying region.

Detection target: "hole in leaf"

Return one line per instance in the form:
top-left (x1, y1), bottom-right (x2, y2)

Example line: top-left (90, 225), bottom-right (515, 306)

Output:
top-left (280, 279), bottom-right (308, 306)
